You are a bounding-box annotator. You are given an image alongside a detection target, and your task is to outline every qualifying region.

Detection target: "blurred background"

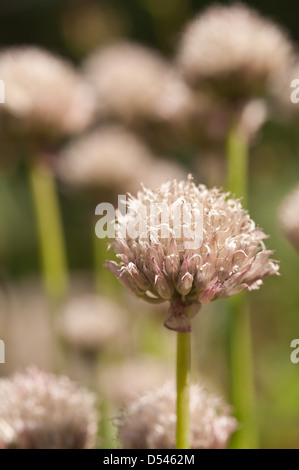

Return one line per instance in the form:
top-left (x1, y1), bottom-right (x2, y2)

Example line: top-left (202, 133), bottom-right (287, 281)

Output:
top-left (0, 0), bottom-right (299, 449)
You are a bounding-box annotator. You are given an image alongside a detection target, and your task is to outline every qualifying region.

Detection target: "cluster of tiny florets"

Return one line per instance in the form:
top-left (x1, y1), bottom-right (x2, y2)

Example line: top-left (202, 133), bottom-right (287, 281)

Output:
top-left (0, 367), bottom-right (98, 449)
top-left (119, 382), bottom-right (237, 449)
top-left (107, 176), bottom-right (279, 332)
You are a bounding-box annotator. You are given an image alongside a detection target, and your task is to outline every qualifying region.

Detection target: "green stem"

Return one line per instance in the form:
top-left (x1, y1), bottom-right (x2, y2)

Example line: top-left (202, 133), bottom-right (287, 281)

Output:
top-left (226, 121), bottom-right (248, 204)
top-left (228, 292), bottom-right (257, 448)
top-left (28, 157), bottom-right (68, 304)
top-left (226, 122), bottom-right (258, 449)
top-left (99, 398), bottom-right (119, 449)
top-left (176, 331), bottom-right (191, 449)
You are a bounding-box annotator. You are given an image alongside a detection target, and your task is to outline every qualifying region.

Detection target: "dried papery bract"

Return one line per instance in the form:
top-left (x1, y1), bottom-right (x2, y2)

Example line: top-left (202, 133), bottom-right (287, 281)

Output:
top-left (177, 3), bottom-right (294, 102)
top-left (0, 46), bottom-right (95, 140)
top-left (0, 367), bottom-right (98, 449)
top-left (279, 185), bottom-right (299, 252)
top-left (106, 175), bottom-right (279, 333)
top-left (58, 125), bottom-right (186, 196)
top-left (119, 382), bottom-right (237, 449)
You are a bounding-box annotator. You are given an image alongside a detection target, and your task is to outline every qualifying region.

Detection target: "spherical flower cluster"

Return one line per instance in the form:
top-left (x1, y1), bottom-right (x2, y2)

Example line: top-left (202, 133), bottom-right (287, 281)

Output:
top-left (0, 46), bottom-right (94, 138)
top-left (177, 3), bottom-right (294, 100)
top-left (279, 185), bottom-right (299, 252)
top-left (58, 125), bottom-right (185, 195)
top-left (0, 367), bottom-right (98, 449)
top-left (84, 41), bottom-right (191, 126)
top-left (119, 382), bottom-right (237, 449)
top-left (106, 176), bottom-right (279, 332)
top-left (60, 294), bottom-right (126, 351)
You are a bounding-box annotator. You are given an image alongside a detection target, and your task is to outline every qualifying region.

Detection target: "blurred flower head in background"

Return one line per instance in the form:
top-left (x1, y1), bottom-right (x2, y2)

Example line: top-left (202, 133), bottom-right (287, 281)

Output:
top-left (279, 185), bottom-right (299, 252)
top-left (59, 294), bottom-right (127, 352)
top-left (83, 40), bottom-right (194, 150)
top-left (106, 176), bottom-right (279, 332)
top-left (119, 382), bottom-right (237, 449)
top-left (84, 41), bottom-right (175, 123)
top-left (0, 367), bottom-right (98, 449)
top-left (177, 3), bottom-right (294, 101)
top-left (99, 358), bottom-right (172, 406)
top-left (0, 46), bottom-right (95, 140)
top-left (58, 124), bottom-right (186, 197)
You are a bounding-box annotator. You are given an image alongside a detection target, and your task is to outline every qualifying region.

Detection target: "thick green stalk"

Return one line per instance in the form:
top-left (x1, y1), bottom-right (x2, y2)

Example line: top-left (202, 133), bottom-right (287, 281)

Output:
top-left (226, 122), bottom-right (248, 204)
top-left (176, 330), bottom-right (191, 449)
top-left (28, 157), bottom-right (68, 304)
top-left (226, 123), bottom-right (258, 449)
top-left (99, 398), bottom-right (119, 449)
top-left (228, 292), bottom-right (257, 448)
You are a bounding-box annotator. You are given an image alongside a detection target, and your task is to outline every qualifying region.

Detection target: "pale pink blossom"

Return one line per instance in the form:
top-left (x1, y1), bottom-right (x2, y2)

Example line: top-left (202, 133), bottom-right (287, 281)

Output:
top-left (106, 176), bottom-right (279, 332)
top-left (177, 4), bottom-right (294, 100)
top-left (119, 382), bottom-right (237, 449)
top-left (0, 46), bottom-right (94, 137)
top-left (0, 367), bottom-right (98, 449)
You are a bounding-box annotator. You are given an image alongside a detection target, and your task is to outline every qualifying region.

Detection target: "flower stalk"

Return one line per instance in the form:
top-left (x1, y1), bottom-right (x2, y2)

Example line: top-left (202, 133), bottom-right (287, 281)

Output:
top-left (226, 121), bottom-right (248, 205)
top-left (176, 328), bottom-right (191, 449)
top-left (227, 291), bottom-right (257, 448)
top-left (226, 122), bottom-right (257, 449)
top-left (28, 154), bottom-right (68, 304)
